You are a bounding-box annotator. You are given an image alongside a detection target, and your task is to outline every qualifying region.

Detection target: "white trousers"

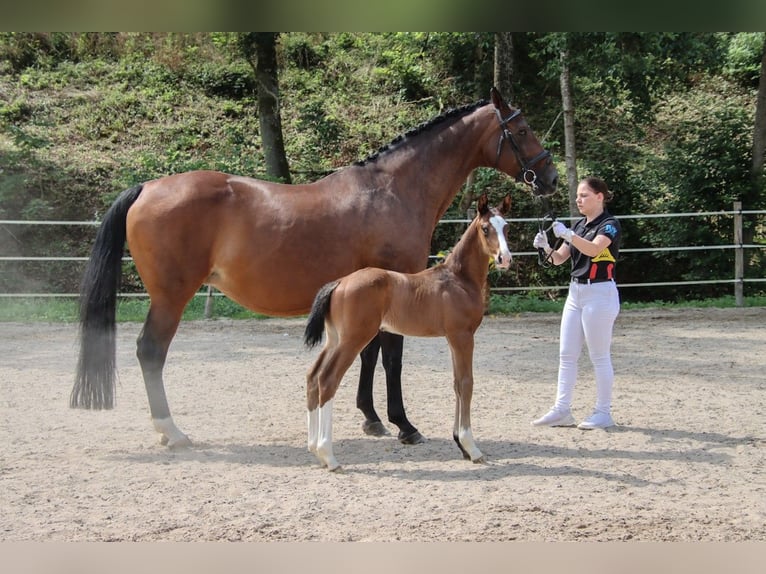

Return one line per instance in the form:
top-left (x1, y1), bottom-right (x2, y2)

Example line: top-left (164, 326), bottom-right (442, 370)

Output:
top-left (554, 280), bottom-right (620, 414)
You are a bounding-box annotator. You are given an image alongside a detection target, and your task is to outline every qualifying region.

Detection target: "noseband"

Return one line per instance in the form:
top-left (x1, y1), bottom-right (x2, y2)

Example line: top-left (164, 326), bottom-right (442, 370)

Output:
top-left (494, 108), bottom-right (551, 191)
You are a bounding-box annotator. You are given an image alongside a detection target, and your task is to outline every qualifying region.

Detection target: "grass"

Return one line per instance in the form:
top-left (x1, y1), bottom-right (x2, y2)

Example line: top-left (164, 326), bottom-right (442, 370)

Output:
top-left (1, 292), bottom-right (764, 323)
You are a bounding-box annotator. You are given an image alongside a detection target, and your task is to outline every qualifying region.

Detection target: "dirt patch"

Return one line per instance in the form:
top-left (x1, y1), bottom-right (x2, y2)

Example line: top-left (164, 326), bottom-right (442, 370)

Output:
top-left (1, 307), bottom-right (764, 541)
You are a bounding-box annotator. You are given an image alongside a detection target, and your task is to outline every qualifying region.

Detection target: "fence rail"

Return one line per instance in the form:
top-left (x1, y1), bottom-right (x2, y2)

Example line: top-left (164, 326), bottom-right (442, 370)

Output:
top-left (2, 204), bottom-right (765, 306)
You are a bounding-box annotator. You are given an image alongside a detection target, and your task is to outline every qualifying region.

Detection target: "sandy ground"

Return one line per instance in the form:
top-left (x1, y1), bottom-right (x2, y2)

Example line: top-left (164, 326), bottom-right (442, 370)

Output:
top-left (1, 306), bottom-right (765, 541)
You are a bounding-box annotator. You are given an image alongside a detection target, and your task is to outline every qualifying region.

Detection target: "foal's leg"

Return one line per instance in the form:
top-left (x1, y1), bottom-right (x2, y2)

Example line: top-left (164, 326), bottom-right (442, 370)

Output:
top-left (380, 332), bottom-right (424, 444)
top-left (136, 300), bottom-right (191, 448)
top-left (306, 346), bottom-right (327, 455)
top-left (447, 333), bottom-right (484, 463)
top-left (313, 346), bottom-right (361, 471)
top-left (356, 335), bottom-right (389, 436)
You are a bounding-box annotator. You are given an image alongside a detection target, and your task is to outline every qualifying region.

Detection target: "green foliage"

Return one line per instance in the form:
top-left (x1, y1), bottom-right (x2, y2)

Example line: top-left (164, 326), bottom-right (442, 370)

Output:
top-left (723, 32), bottom-right (765, 87)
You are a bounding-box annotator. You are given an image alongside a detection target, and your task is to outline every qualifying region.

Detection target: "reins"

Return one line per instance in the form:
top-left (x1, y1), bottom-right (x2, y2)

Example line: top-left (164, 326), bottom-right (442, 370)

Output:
top-left (535, 197), bottom-right (564, 268)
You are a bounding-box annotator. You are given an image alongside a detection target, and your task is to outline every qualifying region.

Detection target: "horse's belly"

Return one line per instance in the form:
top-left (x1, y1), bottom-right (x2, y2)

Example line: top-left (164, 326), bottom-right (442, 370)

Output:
top-left (380, 316), bottom-right (445, 338)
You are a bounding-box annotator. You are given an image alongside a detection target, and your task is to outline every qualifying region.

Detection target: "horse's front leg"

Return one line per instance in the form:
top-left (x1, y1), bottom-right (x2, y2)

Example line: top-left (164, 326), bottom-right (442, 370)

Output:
top-left (356, 335), bottom-right (389, 437)
top-left (380, 332), bottom-right (425, 444)
top-left (447, 334), bottom-right (484, 463)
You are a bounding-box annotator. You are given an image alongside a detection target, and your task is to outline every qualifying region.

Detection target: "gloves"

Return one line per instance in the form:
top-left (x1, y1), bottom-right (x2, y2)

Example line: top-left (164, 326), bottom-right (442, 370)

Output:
top-left (552, 221), bottom-right (574, 242)
top-left (533, 231), bottom-right (550, 250)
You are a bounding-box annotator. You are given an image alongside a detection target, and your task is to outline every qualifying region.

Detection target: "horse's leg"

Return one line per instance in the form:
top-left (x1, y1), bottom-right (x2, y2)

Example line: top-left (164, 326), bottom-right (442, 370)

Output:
top-left (136, 300), bottom-right (190, 448)
top-left (306, 348), bottom-right (325, 455)
top-left (313, 345), bottom-right (361, 471)
top-left (447, 333), bottom-right (484, 463)
top-left (379, 332), bottom-right (425, 444)
top-left (356, 335), bottom-right (389, 437)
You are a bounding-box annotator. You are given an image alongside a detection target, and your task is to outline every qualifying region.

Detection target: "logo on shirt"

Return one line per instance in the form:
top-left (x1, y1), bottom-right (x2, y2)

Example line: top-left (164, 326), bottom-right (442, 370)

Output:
top-left (603, 224), bottom-right (618, 238)
top-left (592, 248), bottom-right (615, 263)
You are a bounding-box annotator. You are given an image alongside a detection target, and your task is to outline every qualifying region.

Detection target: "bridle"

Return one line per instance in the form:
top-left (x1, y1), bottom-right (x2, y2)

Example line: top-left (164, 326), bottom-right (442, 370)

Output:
top-left (494, 107), bottom-right (551, 192)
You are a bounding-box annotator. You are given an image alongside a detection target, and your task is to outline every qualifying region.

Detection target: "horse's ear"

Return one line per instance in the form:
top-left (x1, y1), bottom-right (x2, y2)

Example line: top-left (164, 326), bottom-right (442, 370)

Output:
top-left (477, 193), bottom-right (489, 215)
top-left (498, 193), bottom-right (511, 216)
top-left (490, 86), bottom-right (504, 109)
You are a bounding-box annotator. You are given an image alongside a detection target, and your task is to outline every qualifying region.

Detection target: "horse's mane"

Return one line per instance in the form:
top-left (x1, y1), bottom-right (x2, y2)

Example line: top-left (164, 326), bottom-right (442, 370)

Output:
top-left (353, 99), bottom-right (488, 167)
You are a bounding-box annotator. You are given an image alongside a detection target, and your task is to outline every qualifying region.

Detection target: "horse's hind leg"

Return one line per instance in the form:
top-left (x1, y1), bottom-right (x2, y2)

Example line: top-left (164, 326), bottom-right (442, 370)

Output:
top-left (380, 332), bottom-right (425, 445)
top-left (136, 301), bottom-right (191, 448)
top-left (356, 335), bottom-right (389, 437)
top-left (312, 346), bottom-right (360, 471)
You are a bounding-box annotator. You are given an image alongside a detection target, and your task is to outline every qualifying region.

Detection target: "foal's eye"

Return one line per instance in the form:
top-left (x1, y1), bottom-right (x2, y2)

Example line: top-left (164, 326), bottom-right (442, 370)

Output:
top-left (482, 226), bottom-right (489, 236)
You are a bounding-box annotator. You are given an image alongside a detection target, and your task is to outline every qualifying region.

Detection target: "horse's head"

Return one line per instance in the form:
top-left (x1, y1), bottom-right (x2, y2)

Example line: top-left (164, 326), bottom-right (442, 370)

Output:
top-left (476, 193), bottom-right (513, 270)
top-left (487, 86), bottom-right (558, 197)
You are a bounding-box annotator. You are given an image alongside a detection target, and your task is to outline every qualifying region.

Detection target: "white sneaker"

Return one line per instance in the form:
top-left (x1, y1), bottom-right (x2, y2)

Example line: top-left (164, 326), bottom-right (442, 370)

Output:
top-left (577, 411), bottom-right (615, 430)
top-left (531, 408), bottom-right (576, 427)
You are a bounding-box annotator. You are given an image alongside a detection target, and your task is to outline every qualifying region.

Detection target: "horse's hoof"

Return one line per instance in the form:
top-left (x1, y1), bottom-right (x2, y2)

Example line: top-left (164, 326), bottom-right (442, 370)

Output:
top-left (167, 435), bottom-right (193, 449)
top-left (362, 420), bottom-right (390, 437)
top-left (472, 455), bottom-right (486, 464)
top-left (398, 429), bottom-right (426, 445)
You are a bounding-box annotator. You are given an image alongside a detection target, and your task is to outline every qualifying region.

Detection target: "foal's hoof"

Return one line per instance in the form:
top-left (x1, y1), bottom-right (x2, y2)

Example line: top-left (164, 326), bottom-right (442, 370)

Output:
top-left (398, 429), bottom-right (426, 445)
top-left (362, 420), bottom-right (390, 437)
top-left (160, 434), bottom-right (192, 449)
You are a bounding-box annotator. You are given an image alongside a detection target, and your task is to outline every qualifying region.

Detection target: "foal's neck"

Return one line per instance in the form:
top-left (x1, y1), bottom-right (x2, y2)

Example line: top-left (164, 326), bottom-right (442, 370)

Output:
top-left (443, 220), bottom-right (490, 287)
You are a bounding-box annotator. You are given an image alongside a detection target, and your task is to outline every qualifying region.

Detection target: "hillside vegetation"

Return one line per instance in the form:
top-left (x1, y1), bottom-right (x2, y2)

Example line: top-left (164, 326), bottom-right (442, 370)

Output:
top-left (1, 32), bottom-right (764, 303)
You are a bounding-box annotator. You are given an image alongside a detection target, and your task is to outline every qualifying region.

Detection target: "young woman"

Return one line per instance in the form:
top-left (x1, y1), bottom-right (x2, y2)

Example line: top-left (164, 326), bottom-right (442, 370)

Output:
top-left (532, 176), bottom-right (621, 430)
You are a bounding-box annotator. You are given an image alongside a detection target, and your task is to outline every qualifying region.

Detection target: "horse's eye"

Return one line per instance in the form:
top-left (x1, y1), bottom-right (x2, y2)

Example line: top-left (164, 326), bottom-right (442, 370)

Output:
top-left (518, 129), bottom-right (527, 136)
top-left (482, 226), bottom-right (489, 236)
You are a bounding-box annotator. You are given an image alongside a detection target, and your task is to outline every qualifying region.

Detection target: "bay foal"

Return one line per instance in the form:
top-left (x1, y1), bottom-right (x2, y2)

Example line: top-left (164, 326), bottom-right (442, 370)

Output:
top-left (304, 194), bottom-right (512, 470)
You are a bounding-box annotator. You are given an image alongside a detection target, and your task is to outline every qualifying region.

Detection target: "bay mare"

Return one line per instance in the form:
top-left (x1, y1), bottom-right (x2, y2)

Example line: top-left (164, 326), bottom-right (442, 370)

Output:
top-left (304, 194), bottom-right (512, 470)
top-left (71, 87), bottom-right (557, 450)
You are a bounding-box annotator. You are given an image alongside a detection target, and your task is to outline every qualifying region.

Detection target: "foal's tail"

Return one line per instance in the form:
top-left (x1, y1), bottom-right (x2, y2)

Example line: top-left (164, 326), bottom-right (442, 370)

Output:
top-left (71, 184), bottom-right (144, 410)
top-left (304, 280), bottom-right (340, 349)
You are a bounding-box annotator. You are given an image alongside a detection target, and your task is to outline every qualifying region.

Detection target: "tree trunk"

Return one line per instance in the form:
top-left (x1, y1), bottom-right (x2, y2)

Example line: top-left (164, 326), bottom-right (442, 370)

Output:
top-left (493, 32), bottom-right (515, 104)
top-left (560, 46), bottom-right (578, 217)
top-left (751, 36), bottom-right (766, 181)
top-left (745, 35), bottom-right (766, 260)
top-left (240, 33), bottom-right (291, 183)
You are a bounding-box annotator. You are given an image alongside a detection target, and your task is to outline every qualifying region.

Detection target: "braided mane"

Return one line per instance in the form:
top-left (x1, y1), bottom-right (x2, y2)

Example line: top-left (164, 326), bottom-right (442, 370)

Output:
top-left (353, 100), bottom-right (488, 167)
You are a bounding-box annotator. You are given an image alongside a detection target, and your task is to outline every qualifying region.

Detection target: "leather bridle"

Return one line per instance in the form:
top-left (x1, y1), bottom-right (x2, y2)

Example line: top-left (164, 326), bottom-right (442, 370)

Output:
top-left (494, 107), bottom-right (551, 192)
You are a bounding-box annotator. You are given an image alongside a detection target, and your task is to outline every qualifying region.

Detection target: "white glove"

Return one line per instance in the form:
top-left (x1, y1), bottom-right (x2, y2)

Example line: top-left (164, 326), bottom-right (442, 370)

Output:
top-left (552, 221), bottom-right (574, 242)
top-left (533, 231), bottom-right (550, 250)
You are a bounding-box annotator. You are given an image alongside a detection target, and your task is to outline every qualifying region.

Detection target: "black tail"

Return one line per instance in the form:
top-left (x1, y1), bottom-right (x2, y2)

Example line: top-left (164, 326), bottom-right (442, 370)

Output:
top-left (304, 280), bottom-right (339, 349)
top-left (71, 184), bottom-right (144, 409)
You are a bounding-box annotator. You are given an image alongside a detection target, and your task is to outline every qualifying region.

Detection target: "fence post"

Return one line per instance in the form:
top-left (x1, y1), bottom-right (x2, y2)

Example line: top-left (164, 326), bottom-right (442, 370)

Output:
top-left (734, 201), bottom-right (744, 307)
top-left (204, 285), bottom-right (215, 319)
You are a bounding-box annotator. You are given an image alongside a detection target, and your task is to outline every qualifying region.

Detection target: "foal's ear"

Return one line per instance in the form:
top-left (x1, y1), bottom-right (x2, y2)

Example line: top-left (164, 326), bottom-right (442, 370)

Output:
top-left (477, 193), bottom-right (489, 215)
top-left (498, 194), bottom-right (511, 216)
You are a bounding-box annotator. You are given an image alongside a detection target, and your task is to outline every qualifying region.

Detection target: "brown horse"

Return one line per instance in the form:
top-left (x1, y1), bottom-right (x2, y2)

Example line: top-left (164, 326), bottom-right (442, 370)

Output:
top-left (304, 194), bottom-right (512, 470)
top-left (71, 87), bottom-right (557, 449)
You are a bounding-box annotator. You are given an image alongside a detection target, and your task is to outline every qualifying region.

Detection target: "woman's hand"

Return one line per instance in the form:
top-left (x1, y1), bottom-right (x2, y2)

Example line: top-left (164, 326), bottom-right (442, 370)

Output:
top-left (552, 221), bottom-right (574, 242)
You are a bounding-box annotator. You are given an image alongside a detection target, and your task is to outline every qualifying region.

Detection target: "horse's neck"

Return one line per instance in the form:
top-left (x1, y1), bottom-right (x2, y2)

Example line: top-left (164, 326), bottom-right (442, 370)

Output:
top-left (443, 222), bottom-right (489, 287)
top-left (376, 107), bottom-right (490, 219)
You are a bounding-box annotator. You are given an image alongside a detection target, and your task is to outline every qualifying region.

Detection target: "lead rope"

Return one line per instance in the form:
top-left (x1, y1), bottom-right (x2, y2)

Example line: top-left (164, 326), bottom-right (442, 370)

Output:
top-left (536, 198), bottom-right (561, 268)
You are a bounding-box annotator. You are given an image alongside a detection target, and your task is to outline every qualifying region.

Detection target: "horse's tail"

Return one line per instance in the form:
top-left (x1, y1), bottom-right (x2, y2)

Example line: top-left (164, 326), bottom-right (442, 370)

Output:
top-left (304, 280), bottom-right (340, 349)
top-left (71, 184), bottom-right (144, 410)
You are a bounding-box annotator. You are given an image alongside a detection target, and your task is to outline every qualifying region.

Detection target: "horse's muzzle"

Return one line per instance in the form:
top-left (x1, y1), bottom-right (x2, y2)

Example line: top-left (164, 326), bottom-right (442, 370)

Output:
top-left (495, 253), bottom-right (512, 269)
